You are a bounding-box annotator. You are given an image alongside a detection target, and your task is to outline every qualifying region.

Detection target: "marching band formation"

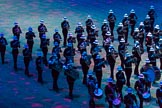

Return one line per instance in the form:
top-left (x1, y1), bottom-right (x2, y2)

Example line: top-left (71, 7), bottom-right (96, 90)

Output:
top-left (0, 5), bottom-right (162, 108)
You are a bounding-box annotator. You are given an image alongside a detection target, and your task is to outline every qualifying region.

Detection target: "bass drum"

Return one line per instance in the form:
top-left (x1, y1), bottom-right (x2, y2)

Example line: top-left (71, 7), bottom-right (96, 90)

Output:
top-left (152, 66), bottom-right (161, 81)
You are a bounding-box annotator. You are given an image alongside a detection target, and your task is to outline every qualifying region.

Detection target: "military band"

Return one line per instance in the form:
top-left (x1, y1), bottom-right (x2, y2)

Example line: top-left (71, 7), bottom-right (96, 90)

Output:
top-left (1, 5), bottom-right (162, 107)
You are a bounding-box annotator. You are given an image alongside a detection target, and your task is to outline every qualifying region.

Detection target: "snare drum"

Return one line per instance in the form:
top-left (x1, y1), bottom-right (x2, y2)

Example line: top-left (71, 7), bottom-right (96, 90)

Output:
top-left (113, 98), bottom-right (121, 107)
top-left (152, 66), bottom-right (161, 81)
top-left (94, 88), bottom-right (103, 99)
top-left (143, 92), bottom-right (151, 101)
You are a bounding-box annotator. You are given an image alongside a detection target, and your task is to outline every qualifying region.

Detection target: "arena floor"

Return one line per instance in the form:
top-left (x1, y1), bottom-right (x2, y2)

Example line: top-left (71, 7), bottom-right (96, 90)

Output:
top-left (0, 0), bottom-right (162, 108)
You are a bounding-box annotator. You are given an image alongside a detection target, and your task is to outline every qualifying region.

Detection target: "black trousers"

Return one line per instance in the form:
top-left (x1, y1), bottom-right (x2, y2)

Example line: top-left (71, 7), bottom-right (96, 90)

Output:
top-left (150, 18), bottom-right (155, 32)
top-left (160, 58), bottom-right (162, 70)
top-left (137, 93), bottom-right (143, 108)
top-left (62, 29), bottom-right (68, 46)
top-left (130, 24), bottom-right (135, 36)
top-left (27, 40), bottom-right (34, 54)
top-left (106, 55), bottom-right (116, 80)
top-left (42, 47), bottom-right (48, 65)
top-left (108, 100), bottom-right (113, 108)
top-left (116, 83), bottom-right (124, 100)
top-left (134, 59), bottom-right (141, 76)
top-left (12, 49), bottom-right (18, 69)
top-left (37, 68), bottom-right (43, 83)
top-left (157, 99), bottom-right (162, 108)
top-left (0, 46), bottom-right (6, 64)
top-left (81, 65), bottom-right (89, 84)
top-left (67, 76), bottom-right (75, 97)
top-left (146, 46), bottom-right (151, 53)
top-left (125, 68), bottom-right (132, 87)
top-left (109, 22), bottom-right (115, 36)
top-left (124, 31), bottom-right (128, 43)
top-left (86, 27), bottom-right (91, 36)
top-left (119, 54), bottom-right (125, 69)
top-left (95, 70), bottom-right (102, 88)
top-left (109, 63), bottom-right (115, 80)
top-left (89, 98), bottom-right (95, 108)
top-left (51, 69), bottom-right (59, 90)
top-left (24, 57), bottom-right (30, 75)
top-left (139, 37), bottom-right (144, 48)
